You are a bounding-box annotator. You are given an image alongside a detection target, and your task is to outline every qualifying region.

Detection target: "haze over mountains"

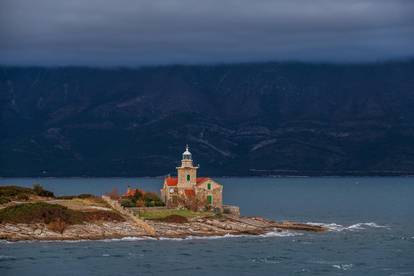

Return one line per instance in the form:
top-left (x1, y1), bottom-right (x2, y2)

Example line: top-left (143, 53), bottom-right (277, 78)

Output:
top-left (1, 60), bottom-right (414, 176)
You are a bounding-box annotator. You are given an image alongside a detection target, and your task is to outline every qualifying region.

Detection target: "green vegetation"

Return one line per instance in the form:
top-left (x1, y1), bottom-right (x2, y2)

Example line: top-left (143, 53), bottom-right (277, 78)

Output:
top-left (120, 189), bottom-right (165, 208)
top-left (0, 202), bottom-right (124, 233)
top-left (55, 194), bottom-right (96, 200)
top-left (0, 202), bottom-right (83, 225)
top-left (0, 186), bottom-right (35, 204)
top-left (32, 184), bottom-right (54, 197)
top-left (137, 208), bottom-right (212, 220)
top-left (0, 185), bottom-right (55, 205)
top-left (120, 198), bottom-right (136, 208)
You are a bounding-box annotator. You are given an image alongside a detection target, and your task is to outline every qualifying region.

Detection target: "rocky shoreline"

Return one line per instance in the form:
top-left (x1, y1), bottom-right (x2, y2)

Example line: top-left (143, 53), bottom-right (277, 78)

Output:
top-left (0, 186), bottom-right (326, 241)
top-left (0, 215), bottom-right (326, 242)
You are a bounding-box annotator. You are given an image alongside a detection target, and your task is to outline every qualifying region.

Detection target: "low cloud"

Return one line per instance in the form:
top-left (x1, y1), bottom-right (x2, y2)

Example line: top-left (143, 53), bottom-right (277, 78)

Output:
top-left (1, 0), bottom-right (413, 66)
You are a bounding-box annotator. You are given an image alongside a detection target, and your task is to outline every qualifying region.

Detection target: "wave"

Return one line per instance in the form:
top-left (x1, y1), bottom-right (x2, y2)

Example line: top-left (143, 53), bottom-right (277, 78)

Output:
top-left (259, 231), bottom-right (302, 238)
top-left (156, 231), bottom-right (301, 241)
top-left (332, 264), bottom-right (353, 270)
top-left (307, 222), bottom-right (390, 232)
top-left (102, 231), bottom-right (302, 242)
top-left (2, 231), bottom-right (299, 243)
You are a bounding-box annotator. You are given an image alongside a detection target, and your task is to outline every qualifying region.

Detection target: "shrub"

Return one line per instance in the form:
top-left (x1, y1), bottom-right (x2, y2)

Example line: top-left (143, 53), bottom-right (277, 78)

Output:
top-left (0, 202), bottom-right (125, 233)
top-left (121, 190), bottom-right (164, 208)
top-left (16, 194), bottom-right (29, 201)
top-left (106, 188), bottom-right (120, 200)
top-left (0, 197), bottom-right (11, 204)
top-left (32, 184), bottom-right (54, 198)
top-left (0, 186), bottom-right (35, 204)
top-left (0, 186), bottom-right (34, 197)
top-left (132, 189), bottom-right (144, 201)
top-left (55, 195), bottom-right (75, 200)
top-left (143, 192), bottom-right (164, 207)
top-left (120, 198), bottom-right (135, 208)
top-left (55, 194), bottom-right (96, 200)
top-left (0, 202), bottom-right (82, 225)
top-left (77, 194), bottom-right (95, 199)
top-left (82, 211), bottom-right (124, 222)
top-left (136, 199), bottom-right (145, 207)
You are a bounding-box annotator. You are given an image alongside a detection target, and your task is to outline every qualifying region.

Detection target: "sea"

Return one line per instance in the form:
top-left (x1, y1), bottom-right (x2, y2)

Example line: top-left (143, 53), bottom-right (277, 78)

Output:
top-left (0, 177), bottom-right (413, 275)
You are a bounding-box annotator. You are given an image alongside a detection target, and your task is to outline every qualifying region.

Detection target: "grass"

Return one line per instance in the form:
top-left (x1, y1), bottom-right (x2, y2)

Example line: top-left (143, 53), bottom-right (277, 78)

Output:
top-left (137, 208), bottom-right (212, 220)
top-left (0, 185), bottom-right (108, 209)
top-left (0, 202), bottom-right (83, 225)
top-left (49, 197), bottom-right (110, 210)
top-left (0, 202), bottom-right (125, 233)
top-left (0, 185), bottom-right (56, 205)
top-left (0, 186), bottom-right (36, 204)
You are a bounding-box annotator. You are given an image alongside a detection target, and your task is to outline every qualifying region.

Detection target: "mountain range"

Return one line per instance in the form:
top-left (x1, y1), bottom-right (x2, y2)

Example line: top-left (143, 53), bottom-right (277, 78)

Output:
top-left (1, 61), bottom-right (414, 176)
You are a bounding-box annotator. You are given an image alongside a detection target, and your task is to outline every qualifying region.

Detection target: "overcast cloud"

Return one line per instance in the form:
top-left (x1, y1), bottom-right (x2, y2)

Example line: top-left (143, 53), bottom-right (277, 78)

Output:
top-left (1, 0), bottom-right (413, 66)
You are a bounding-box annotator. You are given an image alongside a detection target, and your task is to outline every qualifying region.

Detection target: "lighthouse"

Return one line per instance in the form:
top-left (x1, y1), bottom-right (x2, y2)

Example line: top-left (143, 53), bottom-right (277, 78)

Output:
top-left (161, 145), bottom-right (223, 210)
top-left (176, 145), bottom-right (199, 188)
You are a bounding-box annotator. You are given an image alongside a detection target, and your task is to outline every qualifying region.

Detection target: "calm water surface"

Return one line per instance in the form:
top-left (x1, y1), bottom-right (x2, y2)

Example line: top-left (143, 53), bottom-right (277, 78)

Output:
top-left (0, 177), bottom-right (413, 275)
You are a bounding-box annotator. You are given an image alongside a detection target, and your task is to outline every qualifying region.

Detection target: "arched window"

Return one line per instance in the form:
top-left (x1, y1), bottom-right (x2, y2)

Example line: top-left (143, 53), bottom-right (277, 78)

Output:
top-left (187, 174), bottom-right (190, 182)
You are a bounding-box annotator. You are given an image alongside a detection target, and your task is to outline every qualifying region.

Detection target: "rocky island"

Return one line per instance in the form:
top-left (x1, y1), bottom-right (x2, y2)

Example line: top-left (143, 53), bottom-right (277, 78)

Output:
top-left (0, 185), bottom-right (325, 241)
top-left (0, 147), bottom-right (326, 241)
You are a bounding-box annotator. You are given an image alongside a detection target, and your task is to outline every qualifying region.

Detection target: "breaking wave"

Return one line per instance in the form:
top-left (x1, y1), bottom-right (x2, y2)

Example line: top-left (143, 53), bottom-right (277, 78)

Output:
top-left (2, 232), bottom-right (299, 243)
top-left (332, 264), bottom-right (354, 270)
top-left (307, 222), bottom-right (390, 232)
top-left (104, 231), bottom-right (302, 242)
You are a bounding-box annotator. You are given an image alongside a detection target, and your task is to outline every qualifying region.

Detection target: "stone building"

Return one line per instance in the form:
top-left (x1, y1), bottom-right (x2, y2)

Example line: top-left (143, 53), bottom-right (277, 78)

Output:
top-left (160, 145), bottom-right (223, 211)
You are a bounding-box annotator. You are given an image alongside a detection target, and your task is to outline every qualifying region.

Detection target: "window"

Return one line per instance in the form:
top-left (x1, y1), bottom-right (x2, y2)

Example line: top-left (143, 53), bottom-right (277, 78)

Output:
top-left (207, 183), bottom-right (211, 190)
top-left (187, 174), bottom-right (190, 181)
top-left (207, 195), bottom-right (213, 204)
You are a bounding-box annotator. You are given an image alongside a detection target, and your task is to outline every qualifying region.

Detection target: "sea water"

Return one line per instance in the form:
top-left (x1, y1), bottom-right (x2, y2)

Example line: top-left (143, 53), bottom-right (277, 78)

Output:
top-left (0, 177), bottom-right (413, 275)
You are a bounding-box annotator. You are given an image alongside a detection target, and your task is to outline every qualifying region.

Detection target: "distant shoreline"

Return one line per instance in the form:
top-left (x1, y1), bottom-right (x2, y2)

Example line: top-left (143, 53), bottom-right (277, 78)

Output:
top-left (2, 174), bottom-right (414, 179)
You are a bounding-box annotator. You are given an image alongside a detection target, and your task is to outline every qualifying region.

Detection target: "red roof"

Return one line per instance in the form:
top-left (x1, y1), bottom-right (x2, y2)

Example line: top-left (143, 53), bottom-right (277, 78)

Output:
top-left (125, 188), bottom-right (144, 197)
top-left (125, 188), bottom-right (136, 197)
top-left (196, 177), bottom-right (209, 184)
top-left (164, 176), bottom-right (210, 186)
top-left (184, 189), bottom-right (195, 197)
top-left (165, 176), bottom-right (178, 186)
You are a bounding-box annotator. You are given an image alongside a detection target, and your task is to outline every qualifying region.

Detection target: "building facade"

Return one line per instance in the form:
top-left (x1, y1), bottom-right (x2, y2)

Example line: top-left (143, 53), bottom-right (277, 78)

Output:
top-left (160, 145), bottom-right (223, 211)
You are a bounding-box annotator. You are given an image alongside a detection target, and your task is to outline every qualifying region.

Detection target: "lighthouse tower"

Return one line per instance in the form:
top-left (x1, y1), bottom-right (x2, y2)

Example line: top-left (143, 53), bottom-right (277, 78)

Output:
top-left (176, 145), bottom-right (199, 188)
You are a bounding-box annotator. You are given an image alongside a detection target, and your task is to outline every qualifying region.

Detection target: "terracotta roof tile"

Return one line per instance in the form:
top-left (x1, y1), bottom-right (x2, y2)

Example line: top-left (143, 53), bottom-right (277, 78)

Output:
top-left (165, 177), bottom-right (178, 186)
top-left (196, 177), bottom-right (209, 184)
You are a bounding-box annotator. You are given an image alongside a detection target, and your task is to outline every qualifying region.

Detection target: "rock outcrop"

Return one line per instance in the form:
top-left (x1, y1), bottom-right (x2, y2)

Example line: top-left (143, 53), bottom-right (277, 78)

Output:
top-left (0, 214), bottom-right (325, 241)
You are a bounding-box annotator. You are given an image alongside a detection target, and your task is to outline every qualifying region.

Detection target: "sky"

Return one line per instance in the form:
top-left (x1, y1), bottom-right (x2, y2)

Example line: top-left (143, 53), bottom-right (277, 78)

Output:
top-left (1, 0), bottom-right (414, 66)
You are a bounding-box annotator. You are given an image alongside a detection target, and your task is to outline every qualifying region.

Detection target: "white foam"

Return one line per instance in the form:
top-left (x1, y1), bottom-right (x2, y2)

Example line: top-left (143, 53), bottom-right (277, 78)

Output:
top-left (332, 264), bottom-right (353, 270)
top-left (307, 222), bottom-right (390, 232)
top-left (158, 233), bottom-right (257, 240)
top-left (259, 231), bottom-right (302, 238)
top-left (107, 231), bottom-right (301, 241)
top-left (1, 230), bottom-right (302, 243)
top-left (108, 236), bottom-right (156, 242)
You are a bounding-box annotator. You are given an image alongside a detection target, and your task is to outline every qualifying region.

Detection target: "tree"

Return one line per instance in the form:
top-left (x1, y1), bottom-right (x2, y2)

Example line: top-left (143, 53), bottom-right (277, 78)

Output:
top-left (106, 188), bottom-right (120, 200)
top-left (32, 184), bottom-right (54, 197)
